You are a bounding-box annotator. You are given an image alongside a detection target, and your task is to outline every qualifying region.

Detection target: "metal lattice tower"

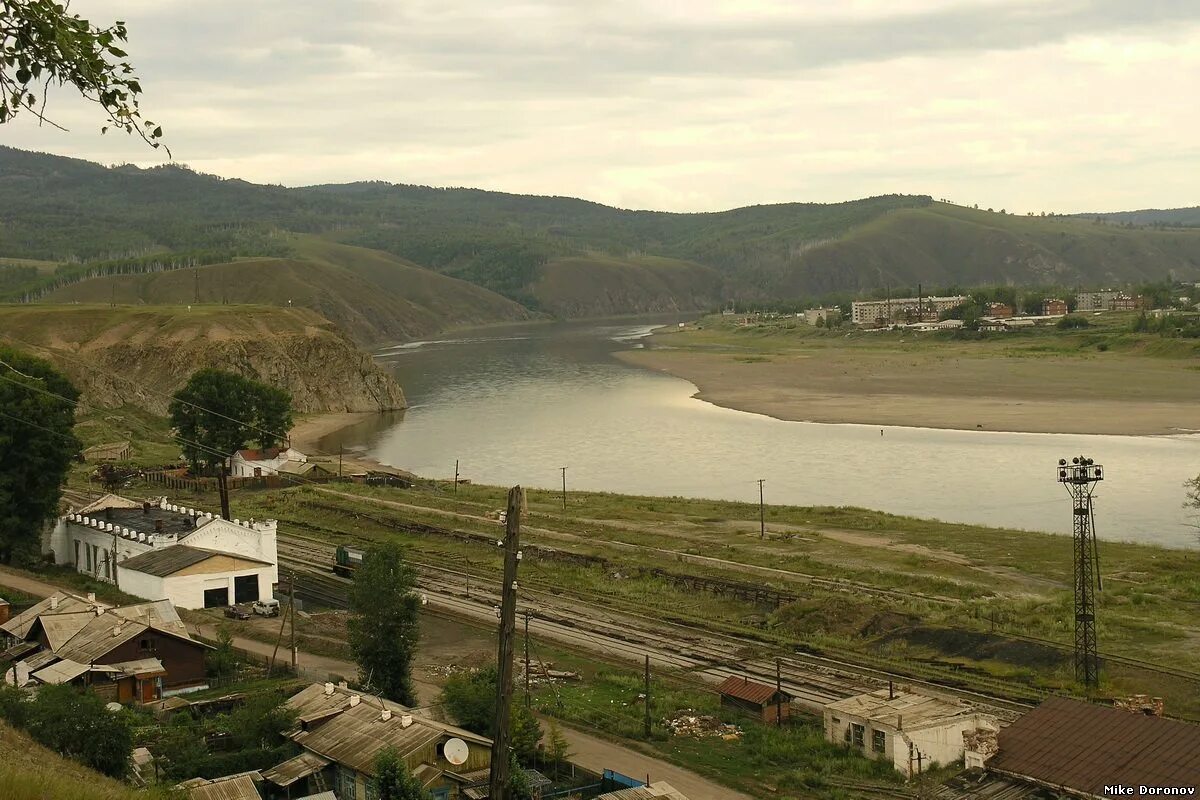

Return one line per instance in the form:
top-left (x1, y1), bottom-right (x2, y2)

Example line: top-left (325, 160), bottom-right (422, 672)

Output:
top-left (1057, 456), bottom-right (1104, 691)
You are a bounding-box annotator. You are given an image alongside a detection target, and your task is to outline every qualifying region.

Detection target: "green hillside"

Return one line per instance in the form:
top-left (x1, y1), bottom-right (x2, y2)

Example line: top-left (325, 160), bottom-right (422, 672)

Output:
top-left (1078, 206), bottom-right (1200, 227)
top-left (4, 146), bottom-right (1200, 317)
top-left (0, 721), bottom-right (167, 800)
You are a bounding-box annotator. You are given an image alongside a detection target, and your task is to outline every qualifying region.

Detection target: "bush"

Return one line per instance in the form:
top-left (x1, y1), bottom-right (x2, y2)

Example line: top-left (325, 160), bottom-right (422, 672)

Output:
top-left (441, 666), bottom-right (541, 764)
top-left (1057, 314), bottom-right (1091, 329)
top-left (24, 685), bottom-right (133, 778)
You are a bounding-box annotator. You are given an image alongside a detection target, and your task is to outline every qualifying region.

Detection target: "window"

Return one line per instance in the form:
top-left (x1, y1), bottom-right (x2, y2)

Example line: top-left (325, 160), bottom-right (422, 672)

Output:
top-left (74, 540), bottom-right (80, 568)
top-left (339, 767), bottom-right (357, 800)
top-left (430, 789), bottom-right (450, 800)
top-left (139, 637), bottom-right (154, 654)
top-left (843, 725), bottom-right (852, 743)
top-left (85, 544), bottom-right (92, 571)
top-left (851, 724), bottom-right (865, 748)
top-left (365, 781), bottom-right (378, 800)
top-left (872, 729), bottom-right (886, 753)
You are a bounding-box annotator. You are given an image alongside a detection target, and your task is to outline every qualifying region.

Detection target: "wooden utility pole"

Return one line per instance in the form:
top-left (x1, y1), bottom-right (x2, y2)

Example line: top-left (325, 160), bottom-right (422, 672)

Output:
top-left (454, 459), bottom-right (460, 494)
top-left (757, 479), bottom-right (766, 540)
top-left (338, 446), bottom-right (343, 479)
top-left (488, 486), bottom-right (524, 800)
top-left (524, 611), bottom-right (532, 708)
top-left (217, 463), bottom-right (231, 520)
top-left (559, 467), bottom-right (567, 511)
top-left (290, 572), bottom-right (297, 671)
top-left (775, 657), bottom-right (782, 725)
top-left (643, 655), bottom-right (652, 739)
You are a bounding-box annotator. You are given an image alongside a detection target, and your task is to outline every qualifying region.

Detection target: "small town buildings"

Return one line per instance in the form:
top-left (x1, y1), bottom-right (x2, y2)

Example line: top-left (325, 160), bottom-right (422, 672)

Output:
top-left (984, 696), bottom-right (1200, 797)
top-left (716, 675), bottom-right (793, 724)
top-left (985, 302), bottom-right (1013, 318)
top-left (1075, 290), bottom-right (1119, 312)
top-left (49, 494), bottom-right (278, 609)
top-left (2, 591), bottom-right (211, 698)
top-left (82, 440), bottom-right (132, 462)
top-left (823, 688), bottom-right (996, 776)
top-left (851, 295), bottom-right (967, 326)
top-left (1110, 293), bottom-right (1143, 311)
top-left (1041, 298), bottom-right (1068, 316)
top-left (803, 307), bottom-right (842, 326)
top-left (230, 446), bottom-right (308, 478)
top-left (269, 682), bottom-right (492, 800)
top-left (596, 782), bottom-right (691, 800)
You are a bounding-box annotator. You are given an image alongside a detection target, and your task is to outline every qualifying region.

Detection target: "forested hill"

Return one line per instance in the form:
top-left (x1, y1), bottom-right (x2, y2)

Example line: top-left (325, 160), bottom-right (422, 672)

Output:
top-left (1076, 206), bottom-right (1200, 228)
top-left (4, 146), bottom-right (1200, 317)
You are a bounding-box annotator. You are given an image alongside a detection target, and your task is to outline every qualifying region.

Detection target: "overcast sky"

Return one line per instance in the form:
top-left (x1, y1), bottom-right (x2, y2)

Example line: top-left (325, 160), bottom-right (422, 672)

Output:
top-left (5, 0), bottom-right (1199, 213)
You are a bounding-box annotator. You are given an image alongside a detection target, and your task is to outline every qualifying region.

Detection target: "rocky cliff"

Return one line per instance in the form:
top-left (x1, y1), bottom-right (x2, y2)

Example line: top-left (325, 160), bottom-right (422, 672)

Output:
top-left (0, 305), bottom-right (405, 414)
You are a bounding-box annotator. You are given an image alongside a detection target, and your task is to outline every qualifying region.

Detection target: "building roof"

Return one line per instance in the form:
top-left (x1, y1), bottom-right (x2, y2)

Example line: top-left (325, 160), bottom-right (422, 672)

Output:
top-left (183, 774), bottom-right (262, 800)
top-left (277, 461), bottom-right (322, 475)
top-left (38, 611), bottom-right (97, 651)
top-left (295, 793), bottom-right (336, 800)
top-left (235, 447), bottom-right (284, 462)
top-left (119, 544), bottom-right (269, 577)
top-left (1, 591), bottom-right (110, 639)
top-left (987, 696), bottom-right (1200, 795)
top-left (825, 689), bottom-right (976, 732)
top-left (79, 504), bottom-right (207, 536)
top-left (596, 782), bottom-right (691, 800)
top-left (261, 751), bottom-right (331, 787)
top-left (30, 658), bottom-right (91, 685)
top-left (716, 675), bottom-right (789, 705)
top-left (109, 599), bottom-right (190, 638)
top-left (109, 657), bottom-right (167, 677)
top-left (285, 683), bottom-right (489, 777)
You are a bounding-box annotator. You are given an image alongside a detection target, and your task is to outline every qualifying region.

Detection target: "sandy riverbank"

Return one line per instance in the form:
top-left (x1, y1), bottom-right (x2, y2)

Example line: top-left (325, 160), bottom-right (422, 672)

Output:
top-left (617, 348), bottom-right (1200, 436)
top-left (289, 411), bottom-right (379, 450)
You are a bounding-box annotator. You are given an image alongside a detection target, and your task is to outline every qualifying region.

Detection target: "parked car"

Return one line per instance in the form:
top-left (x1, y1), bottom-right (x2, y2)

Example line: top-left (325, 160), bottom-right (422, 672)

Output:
top-left (223, 605), bottom-right (251, 620)
top-left (252, 599), bottom-right (281, 617)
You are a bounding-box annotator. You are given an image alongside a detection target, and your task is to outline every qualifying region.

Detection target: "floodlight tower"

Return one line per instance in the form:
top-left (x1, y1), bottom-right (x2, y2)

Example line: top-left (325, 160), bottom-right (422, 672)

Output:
top-left (1057, 456), bottom-right (1104, 691)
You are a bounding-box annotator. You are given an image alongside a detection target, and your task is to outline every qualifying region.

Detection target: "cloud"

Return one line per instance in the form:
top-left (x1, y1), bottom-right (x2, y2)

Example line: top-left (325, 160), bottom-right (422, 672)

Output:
top-left (3, 0), bottom-right (1199, 213)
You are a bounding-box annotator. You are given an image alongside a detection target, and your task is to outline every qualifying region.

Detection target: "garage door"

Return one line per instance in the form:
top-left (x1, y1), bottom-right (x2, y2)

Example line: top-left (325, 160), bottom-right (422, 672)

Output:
top-left (234, 575), bottom-right (259, 604)
top-left (202, 587), bottom-right (229, 608)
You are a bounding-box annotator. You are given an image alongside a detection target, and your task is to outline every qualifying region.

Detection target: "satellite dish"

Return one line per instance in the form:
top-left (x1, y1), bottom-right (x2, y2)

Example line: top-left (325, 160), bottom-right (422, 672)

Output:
top-left (443, 737), bottom-right (469, 766)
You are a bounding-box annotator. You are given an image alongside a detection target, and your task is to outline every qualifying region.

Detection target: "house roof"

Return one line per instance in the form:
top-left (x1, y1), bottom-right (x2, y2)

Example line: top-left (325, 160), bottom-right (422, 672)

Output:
top-left (119, 545), bottom-right (271, 577)
top-left (109, 599), bottom-right (190, 638)
top-left (37, 611), bottom-right (97, 651)
top-left (285, 683), bottom-right (489, 777)
top-left (277, 461), bottom-right (320, 475)
top-left (183, 774), bottom-right (262, 800)
top-left (235, 447), bottom-right (283, 462)
top-left (824, 689), bottom-right (976, 732)
top-left (1, 591), bottom-right (110, 639)
top-left (109, 657), bottom-right (167, 677)
top-left (75, 505), bottom-right (207, 537)
top-left (31, 658), bottom-right (91, 685)
top-left (987, 696), bottom-right (1200, 795)
top-left (596, 782), bottom-right (691, 800)
top-left (716, 675), bottom-right (789, 705)
top-left (261, 751), bottom-right (331, 787)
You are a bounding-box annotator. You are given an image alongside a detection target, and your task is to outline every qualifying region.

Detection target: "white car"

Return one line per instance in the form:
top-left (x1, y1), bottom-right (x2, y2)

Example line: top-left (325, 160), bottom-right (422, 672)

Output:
top-left (252, 598), bottom-right (280, 617)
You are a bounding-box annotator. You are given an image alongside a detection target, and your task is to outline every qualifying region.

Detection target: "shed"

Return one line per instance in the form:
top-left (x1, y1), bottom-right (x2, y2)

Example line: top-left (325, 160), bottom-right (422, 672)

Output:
top-left (183, 773), bottom-right (262, 800)
top-left (596, 782), bottom-right (691, 800)
top-left (715, 675), bottom-right (793, 724)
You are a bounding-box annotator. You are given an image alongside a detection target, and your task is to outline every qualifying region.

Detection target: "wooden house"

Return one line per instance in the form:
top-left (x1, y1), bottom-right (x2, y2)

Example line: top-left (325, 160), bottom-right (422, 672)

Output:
top-left (716, 675), bottom-right (793, 725)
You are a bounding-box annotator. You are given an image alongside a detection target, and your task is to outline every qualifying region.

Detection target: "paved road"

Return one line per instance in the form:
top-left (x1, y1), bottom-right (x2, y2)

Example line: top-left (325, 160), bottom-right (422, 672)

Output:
top-left (0, 566), bottom-right (745, 800)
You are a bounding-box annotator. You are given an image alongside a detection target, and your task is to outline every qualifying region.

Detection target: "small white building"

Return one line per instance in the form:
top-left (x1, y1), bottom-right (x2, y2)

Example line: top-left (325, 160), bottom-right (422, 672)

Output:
top-left (803, 307), bottom-right (842, 326)
top-left (824, 688), bottom-right (997, 777)
top-left (229, 447), bottom-right (307, 478)
top-left (48, 494), bottom-right (278, 609)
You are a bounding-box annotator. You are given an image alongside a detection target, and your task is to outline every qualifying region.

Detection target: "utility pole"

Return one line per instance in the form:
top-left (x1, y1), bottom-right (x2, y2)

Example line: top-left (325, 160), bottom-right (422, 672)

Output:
top-left (454, 459), bottom-right (460, 495)
top-left (193, 267), bottom-right (200, 304)
top-left (338, 446), bottom-right (343, 479)
top-left (776, 657), bottom-right (783, 725)
top-left (643, 655), bottom-right (652, 739)
top-left (290, 572), bottom-right (297, 671)
top-left (757, 479), bottom-right (766, 540)
top-left (488, 486), bottom-right (524, 800)
top-left (560, 467), bottom-right (567, 511)
top-left (524, 611), bottom-right (532, 708)
top-left (217, 463), bottom-right (231, 520)
top-left (1057, 456), bottom-right (1104, 692)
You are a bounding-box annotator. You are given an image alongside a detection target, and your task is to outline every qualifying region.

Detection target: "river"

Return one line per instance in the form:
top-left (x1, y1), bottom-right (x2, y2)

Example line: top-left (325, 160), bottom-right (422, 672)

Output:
top-left (316, 318), bottom-right (1200, 548)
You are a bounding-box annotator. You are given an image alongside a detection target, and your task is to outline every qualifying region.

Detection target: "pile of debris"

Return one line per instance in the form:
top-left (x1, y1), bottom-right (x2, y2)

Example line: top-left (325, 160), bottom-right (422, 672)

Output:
top-left (422, 663), bottom-right (474, 678)
top-left (662, 709), bottom-right (743, 740)
top-left (1113, 694), bottom-right (1164, 716)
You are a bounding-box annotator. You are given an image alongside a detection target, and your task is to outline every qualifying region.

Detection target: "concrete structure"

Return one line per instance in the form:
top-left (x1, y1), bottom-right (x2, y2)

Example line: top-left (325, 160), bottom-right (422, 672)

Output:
top-left (1076, 290), bottom-right (1119, 312)
top-left (803, 307), bottom-right (842, 326)
top-left (1042, 298), bottom-right (1068, 316)
top-left (716, 675), bottom-right (793, 725)
top-left (229, 446), bottom-right (307, 478)
top-left (49, 494), bottom-right (278, 609)
top-left (851, 295), bottom-right (967, 326)
top-left (2, 591), bottom-right (211, 696)
top-left (271, 682), bottom-right (492, 800)
top-left (1110, 293), bottom-right (1143, 311)
top-left (824, 688), bottom-right (996, 777)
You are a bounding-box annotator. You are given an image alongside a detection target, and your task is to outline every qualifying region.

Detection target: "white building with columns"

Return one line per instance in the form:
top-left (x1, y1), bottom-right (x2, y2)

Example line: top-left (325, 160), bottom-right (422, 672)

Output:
top-left (48, 495), bottom-right (278, 610)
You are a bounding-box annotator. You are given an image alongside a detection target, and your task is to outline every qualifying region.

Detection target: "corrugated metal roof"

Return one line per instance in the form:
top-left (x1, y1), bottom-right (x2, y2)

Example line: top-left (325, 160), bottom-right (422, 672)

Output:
top-left (119, 545), bottom-right (221, 576)
top-left (31, 658), bottom-right (91, 685)
top-left (0, 641), bottom-right (38, 661)
top-left (110, 599), bottom-right (189, 638)
top-left (716, 675), bottom-right (787, 706)
top-left (596, 782), bottom-right (691, 800)
top-left (825, 689), bottom-right (975, 731)
top-left (988, 696), bottom-right (1200, 794)
top-left (55, 615), bottom-right (147, 663)
top-left (39, 611), bottom-right (97, 650)
top-left (1, 592), bottom-right (109, 639)
top-left (286, 684), bottom-right (489, 777)
top-left (108, 657), bottom-right (166, 676)
top-left (184, 774), bottom-right (261, 800)
top-left (294, 793), bottom-right (336, 800)
top-left (22, 650), bottom-right (60, 671)
top-left (261, 751), bottom-right (331, 786)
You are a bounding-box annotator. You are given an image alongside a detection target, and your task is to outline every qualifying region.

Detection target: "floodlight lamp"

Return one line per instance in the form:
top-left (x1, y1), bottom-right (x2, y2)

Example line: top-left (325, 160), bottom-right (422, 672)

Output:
top-left (1059, 459), bottom-right (1067, 466)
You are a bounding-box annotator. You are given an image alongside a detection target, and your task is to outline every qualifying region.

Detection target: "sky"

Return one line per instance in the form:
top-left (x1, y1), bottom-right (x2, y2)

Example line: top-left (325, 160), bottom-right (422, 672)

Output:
top-left (5, 0), bottom-right (1200, 213)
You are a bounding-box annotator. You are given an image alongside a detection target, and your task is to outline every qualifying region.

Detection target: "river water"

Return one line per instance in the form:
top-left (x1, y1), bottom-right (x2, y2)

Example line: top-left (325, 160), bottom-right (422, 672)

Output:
top-left (316, 318), bottom-right (1200, 548)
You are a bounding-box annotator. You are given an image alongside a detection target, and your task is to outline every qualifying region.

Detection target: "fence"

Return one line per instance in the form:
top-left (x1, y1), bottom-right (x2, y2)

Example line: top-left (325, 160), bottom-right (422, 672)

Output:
top-left (142, 470), bottom-right (341, 493)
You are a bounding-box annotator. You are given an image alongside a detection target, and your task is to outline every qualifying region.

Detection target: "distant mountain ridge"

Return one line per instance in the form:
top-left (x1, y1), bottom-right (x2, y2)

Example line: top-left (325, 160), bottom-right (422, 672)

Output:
top-left (3, 146), bottom-right (1200, 328)
top-left (1075, 207), bottom-right (1200, 227)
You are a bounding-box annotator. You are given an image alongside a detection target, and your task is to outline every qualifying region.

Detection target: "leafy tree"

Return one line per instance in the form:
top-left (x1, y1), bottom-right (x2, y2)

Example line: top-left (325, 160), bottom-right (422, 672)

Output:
top-left (0, 346), bottom-right (79, 564)
top-left (25, 684), bottom-right (133, 777)
top-left (1186, 476), bottom-right (1200, 546)
top-left (221, 692), bottom-right (296, 751)
top-left (168, 368), bottom-right (293, 472)
top-left (544, 719), bottom-right (572, 779)
top-left (347, 541), bottom-right (421, 705)
top-left (206, 628), bottom-right (240, 680)
top-left (0, 0), bottom-right (164, 147)
top-left (1056, 314), bottom-right (1091, 330)
top-left (373, 747), bottom-right (429, 800)
top-left (440, 665), bottom-right (542, 764)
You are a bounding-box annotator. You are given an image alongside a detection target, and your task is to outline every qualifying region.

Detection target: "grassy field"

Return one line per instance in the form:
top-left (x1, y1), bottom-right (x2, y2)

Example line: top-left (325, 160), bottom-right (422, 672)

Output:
top-left (619, 311), bottom-right (1200, 434)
